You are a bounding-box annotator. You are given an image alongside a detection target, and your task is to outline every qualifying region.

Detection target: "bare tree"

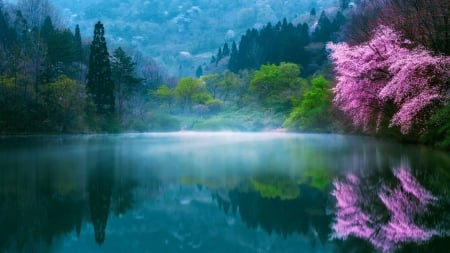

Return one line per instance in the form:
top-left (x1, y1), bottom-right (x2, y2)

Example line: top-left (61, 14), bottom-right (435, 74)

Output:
top-left (17, 0), bottom-right (62, 29)
top-left (344, 0), bottom-right (449, 54)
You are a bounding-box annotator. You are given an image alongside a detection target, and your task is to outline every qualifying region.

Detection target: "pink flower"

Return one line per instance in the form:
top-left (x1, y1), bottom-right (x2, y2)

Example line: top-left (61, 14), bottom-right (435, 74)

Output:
top-left (328, 25), bottom-right (450, 133)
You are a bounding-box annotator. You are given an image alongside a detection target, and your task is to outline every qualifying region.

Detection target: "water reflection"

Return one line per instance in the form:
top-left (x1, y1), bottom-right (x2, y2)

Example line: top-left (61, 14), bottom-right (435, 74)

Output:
top-left (88, 145), bottom-right (114, 245)
top-left (0, 133), bottom-right (449, 253)
top-left (213, 182), bottom-right (331, 243)
top-left (331, 163), bottom-right (450, 252)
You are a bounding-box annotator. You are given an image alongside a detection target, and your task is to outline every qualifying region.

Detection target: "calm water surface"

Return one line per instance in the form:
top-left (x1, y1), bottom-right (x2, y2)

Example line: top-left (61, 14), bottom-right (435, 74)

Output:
top-left (0, 132), bottom-right (449, 253)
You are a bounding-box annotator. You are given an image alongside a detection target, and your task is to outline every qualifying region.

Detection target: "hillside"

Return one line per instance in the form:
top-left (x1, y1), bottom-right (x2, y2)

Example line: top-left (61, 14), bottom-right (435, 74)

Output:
top-left (52, 0), bottom-right (336, 75)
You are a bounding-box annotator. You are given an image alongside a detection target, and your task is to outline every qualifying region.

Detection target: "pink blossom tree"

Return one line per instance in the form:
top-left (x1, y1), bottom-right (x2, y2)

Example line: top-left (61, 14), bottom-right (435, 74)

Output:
top-left (331, 166), bottom-right (439, 252)
top-left (328, 26), bottom-right (450, 134)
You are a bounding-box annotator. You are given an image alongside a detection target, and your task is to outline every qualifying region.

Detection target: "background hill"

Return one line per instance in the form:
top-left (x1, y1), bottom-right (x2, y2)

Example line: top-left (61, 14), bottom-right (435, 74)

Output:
top-left (51, 0), bottom-right (336, 75)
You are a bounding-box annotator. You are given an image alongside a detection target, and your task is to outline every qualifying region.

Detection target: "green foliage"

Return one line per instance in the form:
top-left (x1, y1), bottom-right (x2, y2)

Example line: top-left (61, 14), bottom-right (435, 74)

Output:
top-left (250, 175), bottom-right (300, 200)
top-left (284, 75), bottom-right (333, 132)
top-left (40, 75), bottom-right (86, 132)
top-left (154, 85), bottom-right (174, 102)
top-left (420, 103), bottom-right (450, 149)
top-left (250, 63), bottom-right (306, 112)
top-left (205, 99), bottom-right (224, 113)
top-left (146, 113), bottom-right (181, 131)
top-left (111, 47), bottom-right (144, 126)
top-left (202, 71), bottom-right (240, 102)
top-left (86, 21), bottom-right (115, 117)
top-left (174, 77), bottom-right (216, 112)
top-left (191, 105), bottom-right (284, 131)
top-left (301, 167), bottom-right (333, 190)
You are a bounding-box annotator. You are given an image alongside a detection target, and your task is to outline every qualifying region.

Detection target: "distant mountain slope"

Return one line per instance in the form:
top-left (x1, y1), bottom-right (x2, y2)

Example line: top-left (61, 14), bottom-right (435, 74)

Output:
top-left (52, 0), bottom-right (336, 75)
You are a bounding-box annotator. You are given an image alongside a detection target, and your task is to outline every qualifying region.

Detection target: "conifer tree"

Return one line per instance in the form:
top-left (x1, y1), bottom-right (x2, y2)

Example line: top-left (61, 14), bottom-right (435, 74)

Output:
top-left (228, 41), bottom-right (239, 72)
top-left (86, 21), bottom-right (115, 116)
top-left (111, 47), bottom-right (141, 118)
top-left (222, 42), bottom-right (230, 56)
top-left (216, 47), bottom-right (223, 64)
top-left (195, 65), bottom-right (203, 78)
top-left (73, 24), bottom-right (82, 62)
top-left (313, 11), bottom-right (332, 42)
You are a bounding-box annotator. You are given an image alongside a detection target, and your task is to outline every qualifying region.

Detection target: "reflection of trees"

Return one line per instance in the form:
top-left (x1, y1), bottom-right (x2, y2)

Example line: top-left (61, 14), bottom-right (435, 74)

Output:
top-left (0, 144), bottom-right (142, 252)
top-left (88, 163), bottom-right (114, 245)
top-left (214, 183), bottom-right (332, 243)
top-left (250, 174), bottom-right (300, 200)
top-left (331, 165), bottom-right (448, 253)
top-left (0, 167), bottom-right (85, 252)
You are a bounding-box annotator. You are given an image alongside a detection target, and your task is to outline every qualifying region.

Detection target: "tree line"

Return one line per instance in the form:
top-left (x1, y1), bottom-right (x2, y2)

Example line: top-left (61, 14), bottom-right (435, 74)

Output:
top-left (210, 12), bottom-right (345, 76)
top-left (0, 1), bottom-right (174, 133)
top-left (1, 0), bottom-right (448, 149)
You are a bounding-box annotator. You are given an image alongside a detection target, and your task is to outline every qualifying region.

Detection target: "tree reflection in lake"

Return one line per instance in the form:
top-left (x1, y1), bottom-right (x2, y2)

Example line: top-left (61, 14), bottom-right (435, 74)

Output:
top-left (0, 138), bottom-right (144, 251)
top-left (331, 163), bottom-right (449, 252)
top-left (214, 182), bottom-right (332, 244)
top-left (1, 133), bottom-right (450, 253)
top-left (87, 146), bottom-right (114, 245)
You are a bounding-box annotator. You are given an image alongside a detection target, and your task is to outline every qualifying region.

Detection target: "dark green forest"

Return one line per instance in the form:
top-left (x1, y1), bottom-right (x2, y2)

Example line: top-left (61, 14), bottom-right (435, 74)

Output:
top-left (0, 0), bottom-right (449, 148)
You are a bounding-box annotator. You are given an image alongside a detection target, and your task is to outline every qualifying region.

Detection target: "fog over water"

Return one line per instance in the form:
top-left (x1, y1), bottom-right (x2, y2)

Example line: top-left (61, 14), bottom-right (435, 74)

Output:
top-left (0, 132), bottom-right (449, 252)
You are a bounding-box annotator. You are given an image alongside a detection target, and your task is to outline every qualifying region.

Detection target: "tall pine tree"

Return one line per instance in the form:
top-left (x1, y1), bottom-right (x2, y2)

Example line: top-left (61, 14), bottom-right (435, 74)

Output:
top-left (86, 21), bottom-right (115, 116)
top-left (73, 24), bottom-right (83, 62)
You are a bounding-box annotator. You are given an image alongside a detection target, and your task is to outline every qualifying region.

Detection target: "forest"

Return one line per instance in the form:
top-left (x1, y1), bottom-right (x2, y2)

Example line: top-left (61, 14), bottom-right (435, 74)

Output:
top-left (0, 0), bottom-right (449, 148)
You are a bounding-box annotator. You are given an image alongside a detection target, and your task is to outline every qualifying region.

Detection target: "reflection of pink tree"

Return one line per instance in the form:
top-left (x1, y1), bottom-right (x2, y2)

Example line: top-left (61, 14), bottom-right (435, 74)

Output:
top-left (331, 174), bottom-right (375, 240)
top-left (331, 166), bottom-right (439, 252)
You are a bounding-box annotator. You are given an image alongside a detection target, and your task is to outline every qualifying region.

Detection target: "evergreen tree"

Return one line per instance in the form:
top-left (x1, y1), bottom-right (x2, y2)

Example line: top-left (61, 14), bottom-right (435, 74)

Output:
top-left (216, 47), bottom-right (223, 64)
top-left (73, 24), bottom-right (83, 62)
top-left (111, 47), bottom-right (142, 119)
top-left (40, 16), bottom-right (54, 40)
top-left (228, 41), bottom-right (239, 72)
top-left (227, 20), bottom-right (310, 73)
top-left (332, 11), bottom-right (346, 32)
top-left (0, 6), bottom-right (16, 53)
top-left (195, 65), bottom-right (203, 78)
top-left (313, 11), bottom-right (332, 42)
top-left (86, 21), bottom-right (115, 116)
top-left (14, 11), bottom-right (28, 46)
top-left (47, 29), bottom-right (75, 73)
top-left (222, 42), bottom-right (230, 56)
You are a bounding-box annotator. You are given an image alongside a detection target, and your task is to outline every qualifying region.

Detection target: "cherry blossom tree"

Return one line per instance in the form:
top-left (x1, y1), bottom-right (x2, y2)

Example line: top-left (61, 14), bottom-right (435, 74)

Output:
top-left (331, 165), bottom-right (439, 252)
top-left (328, 25), bottom-right (450, 134)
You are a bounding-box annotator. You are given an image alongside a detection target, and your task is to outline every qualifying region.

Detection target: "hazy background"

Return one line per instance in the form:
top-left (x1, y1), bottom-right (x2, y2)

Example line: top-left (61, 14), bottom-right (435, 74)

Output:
top-left (49, 0), bottom-right (337, 75)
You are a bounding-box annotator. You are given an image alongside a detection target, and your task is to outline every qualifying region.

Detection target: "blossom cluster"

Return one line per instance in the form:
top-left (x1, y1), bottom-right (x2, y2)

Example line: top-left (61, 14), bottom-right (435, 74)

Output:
top-left (328, 26), bottom-right (450, 133)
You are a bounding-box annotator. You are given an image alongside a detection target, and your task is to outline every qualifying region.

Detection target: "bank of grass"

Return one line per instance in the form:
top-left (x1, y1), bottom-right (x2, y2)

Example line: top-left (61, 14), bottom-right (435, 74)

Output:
top-left (177, 106), bottom-right (286, 131)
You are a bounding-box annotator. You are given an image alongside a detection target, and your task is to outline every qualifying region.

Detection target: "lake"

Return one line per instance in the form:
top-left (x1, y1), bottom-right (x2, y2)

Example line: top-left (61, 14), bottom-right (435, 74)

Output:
top-left (0, 132), bottom-right (449, 253)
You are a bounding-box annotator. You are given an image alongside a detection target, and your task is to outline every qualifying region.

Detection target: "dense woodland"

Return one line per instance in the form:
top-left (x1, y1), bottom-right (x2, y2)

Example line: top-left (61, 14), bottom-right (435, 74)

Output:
top-left (0, 0), bottom-right (449, 148)
top-left (51, 0), bottom-right (338, 75)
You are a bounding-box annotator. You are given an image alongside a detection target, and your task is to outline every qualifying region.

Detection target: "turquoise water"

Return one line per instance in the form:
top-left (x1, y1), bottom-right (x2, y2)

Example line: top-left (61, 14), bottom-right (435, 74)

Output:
top-left (0, 132), bottom-right (449, 253)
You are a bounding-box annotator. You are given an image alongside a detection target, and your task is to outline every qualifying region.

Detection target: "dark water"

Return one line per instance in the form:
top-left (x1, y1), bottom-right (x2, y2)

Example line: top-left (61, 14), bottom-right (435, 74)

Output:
top-left (0, 132), bottom-right (449, 253)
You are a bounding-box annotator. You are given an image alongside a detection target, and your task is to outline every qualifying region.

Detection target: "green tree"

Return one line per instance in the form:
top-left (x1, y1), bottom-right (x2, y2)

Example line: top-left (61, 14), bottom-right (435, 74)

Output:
top-left (284, 76), bottom-right (333, 132)
top-left (154, 84), bottom-right (175, 109)
top-left (110, 47), bottom-right (142, 121)
top-left (47, 29), bottom-right (75, 74)
top-left (175, 77), bottom-right (210, 112)
top-left (86, 21), bottom-right (115, 117)
top-left (222, 42), bottom-right (230, 56)
top-left (250, 62), bottom-right (306, 112)
top-left (202, 73), bottom-right (221, 99)
top-left (73, 24), bottom-right (83, 62)
top-left (313, 11), bottom-right (332, 42)
top-left (41, 75), bottom-right (86, 131)
top-left (195, 65), bottom-right (203, 78)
